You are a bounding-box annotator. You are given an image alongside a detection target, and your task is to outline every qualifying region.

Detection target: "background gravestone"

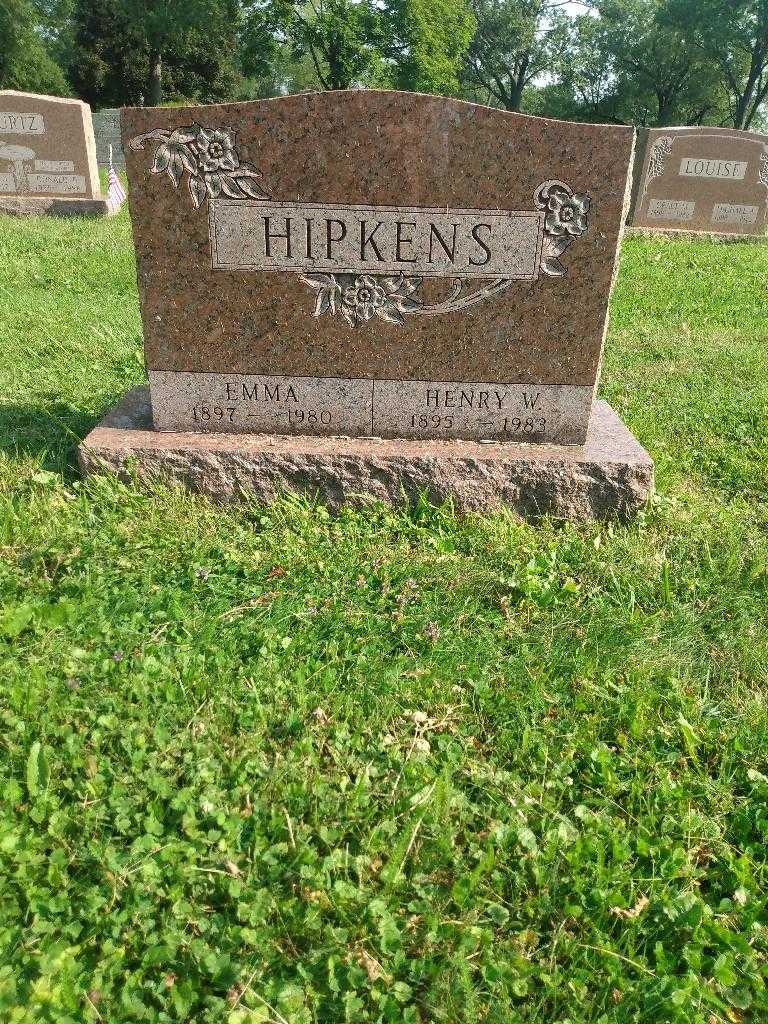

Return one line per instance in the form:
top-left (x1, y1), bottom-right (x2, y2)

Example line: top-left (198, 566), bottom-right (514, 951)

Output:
top-left (629, 126), bottom-right (768, 237)
top-left (92, 108), bottom-right (125, 170)
top-left (0, 90), bottom-right (109, 217)
top-left (80, 92), bottom-right (653, 519)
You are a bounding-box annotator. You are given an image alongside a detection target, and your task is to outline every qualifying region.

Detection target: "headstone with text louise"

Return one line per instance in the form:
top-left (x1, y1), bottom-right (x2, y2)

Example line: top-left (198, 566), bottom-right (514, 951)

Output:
top-left (0, 90), bottom-right (110, 217)
top-left (80, 93), bottom-right (653, 519)
top-left (629, 126), bottom-right (768, 237)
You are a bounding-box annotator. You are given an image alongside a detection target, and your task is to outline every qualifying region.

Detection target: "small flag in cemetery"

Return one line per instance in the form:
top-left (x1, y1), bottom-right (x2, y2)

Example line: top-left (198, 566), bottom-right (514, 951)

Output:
top-left (107, 144), bottom-right (126, 212)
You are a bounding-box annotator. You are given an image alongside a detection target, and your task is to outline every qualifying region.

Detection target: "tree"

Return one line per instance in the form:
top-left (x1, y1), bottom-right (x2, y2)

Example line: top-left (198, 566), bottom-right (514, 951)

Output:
top-left (379, 0), bottom-right (476, 95)
top-left (0, 0), bottom-right (70, 94)
top-left (461, 0), bottom-right (570, 111)
top-left (69, 0), bottom-right (148, 106)
top-left (118, 0), bottom-right (241, 106)
top-left (245, 0), bottom-right (381, 91)
top-left (525, 12), bottom-right (626, 122)
top-left (671, 0), bottom-right (768, 129)
top-left (69, 0), bottom-right (242, 108)
top-left (593, 0), bottom-right (725, 125)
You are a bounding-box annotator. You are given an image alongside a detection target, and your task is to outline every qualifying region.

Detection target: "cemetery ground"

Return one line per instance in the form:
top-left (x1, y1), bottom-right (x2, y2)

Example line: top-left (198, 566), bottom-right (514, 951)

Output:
top-left (0, 211), bottom-right (767, 1024)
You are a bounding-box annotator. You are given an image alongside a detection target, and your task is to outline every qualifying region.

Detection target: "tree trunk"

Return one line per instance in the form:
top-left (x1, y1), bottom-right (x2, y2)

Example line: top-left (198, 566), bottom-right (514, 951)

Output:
top-left (656, 90), bottom-right (674, 126)
top-left (148, 50), bottom-right (163, 107)
top-left (506, 54), bottom-right (530, 111)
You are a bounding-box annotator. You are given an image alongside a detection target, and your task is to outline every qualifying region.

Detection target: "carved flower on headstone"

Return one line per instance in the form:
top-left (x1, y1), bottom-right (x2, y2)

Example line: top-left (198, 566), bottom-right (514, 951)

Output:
top-left (534, 179), bottom-right (592, 277)
top-left (541, 184), bottom-right (590, 239)
top-left (301, 272), bottom-right (424, 326)
top-left (342, 275), bottom-right (388, 321)
top-left (130, 122), bottom-right (269, 208)
top-left (193, 127), bottom-right (239, 174)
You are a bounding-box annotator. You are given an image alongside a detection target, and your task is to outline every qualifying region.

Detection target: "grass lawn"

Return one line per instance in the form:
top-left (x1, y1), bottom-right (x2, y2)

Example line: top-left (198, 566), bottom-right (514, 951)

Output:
top-left (1, 207), bottom-right (768, 1024)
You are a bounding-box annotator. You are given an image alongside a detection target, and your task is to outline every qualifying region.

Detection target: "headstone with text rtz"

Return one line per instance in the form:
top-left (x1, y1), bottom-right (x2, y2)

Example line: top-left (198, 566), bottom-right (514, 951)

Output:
top-left (0, 90), bottom-right (110, 217)
top-left (79, 92), bottom-right (653, 519)
top-left (629, 125), bottom-right (768, 236)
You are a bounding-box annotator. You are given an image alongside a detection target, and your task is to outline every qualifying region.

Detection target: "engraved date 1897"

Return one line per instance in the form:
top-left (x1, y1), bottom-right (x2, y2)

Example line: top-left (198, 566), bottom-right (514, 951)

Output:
top-left (192, 405), bottom-right (236, 423)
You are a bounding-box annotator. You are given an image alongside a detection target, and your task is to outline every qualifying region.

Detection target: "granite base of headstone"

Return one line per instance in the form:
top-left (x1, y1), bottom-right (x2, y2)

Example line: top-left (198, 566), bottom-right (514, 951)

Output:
top-left (0, 90), bottom-right (113, 218)
top-left (78, 92), bottom-right (654, 519)
top-left (79, 387), bottom-right (652, 520)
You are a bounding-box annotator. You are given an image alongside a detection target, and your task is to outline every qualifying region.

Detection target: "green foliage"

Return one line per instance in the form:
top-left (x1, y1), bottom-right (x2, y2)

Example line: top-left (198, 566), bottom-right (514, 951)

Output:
top-left (68, 0), bottom-right (148, 107)
top-left (246, 0), bottom-right (475, 95)
top-left (248, 0), bottom-right (381, 91)
top-left (593, 0), bottom-right (727, 126)
top-left (2, 212), bottom-right (768, 1020)
top-left (2, 0), bottom-right (767, 124)
top-left (668, 0), bottom-right (768, 129)
top-left (69, 0), bottom-right (242, 108)
top-left (0, 0), bottom-right (69, 94)
top-left (380, 0), bottom-right (476, 95)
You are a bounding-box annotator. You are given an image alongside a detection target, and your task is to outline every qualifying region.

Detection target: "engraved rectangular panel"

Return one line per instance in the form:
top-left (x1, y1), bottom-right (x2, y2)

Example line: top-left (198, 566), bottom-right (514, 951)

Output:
top-left (647, 198), bottom-right (695, 221)
top-left (679, 157), bottom-right (747, 180)
top-left (149, 370), bottom-right (373, 436)
top-left (209, 200), bottom-right (544, 280)
top-left (26, 172), bottom-right (85, 194)
top-left (712, 202), bottom-right (759, 224)
top-left (0, 172), bottom-right (14, 193)
top-left (0, 111), bottom-right (45, 134)
top-left (371, 380), bottom-right (593, 443)
top-left (34, 159), bottom-right (74, 172)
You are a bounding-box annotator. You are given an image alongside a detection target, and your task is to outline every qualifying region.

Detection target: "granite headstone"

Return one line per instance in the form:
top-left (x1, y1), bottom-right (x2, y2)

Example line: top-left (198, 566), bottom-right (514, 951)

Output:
top-left (0, 90), bottom-right (109, 216)
top-left (80, 93), bottom-right (653, 518)
top-left (92, 108), bottom-right (125, 169)
top-left (120, 93), bottom-right (633, 445)
top-left (629, 126), bottom-right (768, 237)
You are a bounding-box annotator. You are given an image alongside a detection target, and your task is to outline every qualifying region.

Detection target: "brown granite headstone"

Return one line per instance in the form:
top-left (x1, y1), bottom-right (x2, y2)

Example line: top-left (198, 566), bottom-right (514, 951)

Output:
top-left (121, 92), bottom-right (634, 445)
top-left (629, 126), bottom-right (768, 237)
top-left (0, 90), bottom-right (109, 217)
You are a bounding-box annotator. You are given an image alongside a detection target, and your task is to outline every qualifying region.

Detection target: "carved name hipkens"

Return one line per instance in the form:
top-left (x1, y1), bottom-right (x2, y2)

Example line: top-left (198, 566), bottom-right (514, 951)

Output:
top-left (131, 123), bottom-right (592, 327)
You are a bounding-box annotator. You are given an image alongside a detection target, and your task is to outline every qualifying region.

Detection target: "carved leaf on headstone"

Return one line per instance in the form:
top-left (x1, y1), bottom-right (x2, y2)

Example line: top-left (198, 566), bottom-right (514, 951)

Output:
top-left (168, 155), bottom-right (184, 188)
top-left (151, 146), bottom-right (171, 174)
top-left (130, 123), bottom-right (270, 209)
top-left (643, 136), bottom-right (673, 198)
top-left (189, 174), bottom-right (207, 209)
top-left (760, 150), bottom-right (768, 190)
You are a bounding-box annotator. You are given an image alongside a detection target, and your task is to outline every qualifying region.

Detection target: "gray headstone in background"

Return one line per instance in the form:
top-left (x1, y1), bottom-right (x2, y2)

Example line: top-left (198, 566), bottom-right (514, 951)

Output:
top-left (627, 125), bottom-right (768, 237)
top-left (92, 108), bottom-right (124, 169)
top-left (0, 89), bottom-right (111, 216)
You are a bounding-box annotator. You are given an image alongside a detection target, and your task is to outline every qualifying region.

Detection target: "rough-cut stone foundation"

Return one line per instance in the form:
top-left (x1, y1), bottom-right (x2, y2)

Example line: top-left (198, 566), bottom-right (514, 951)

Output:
top-left (624, 226), bottom-right (767, 243)
top-left (78, 387), bottom-right (654, 520)
top-left (0, 196), bottom-right (112, 217)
